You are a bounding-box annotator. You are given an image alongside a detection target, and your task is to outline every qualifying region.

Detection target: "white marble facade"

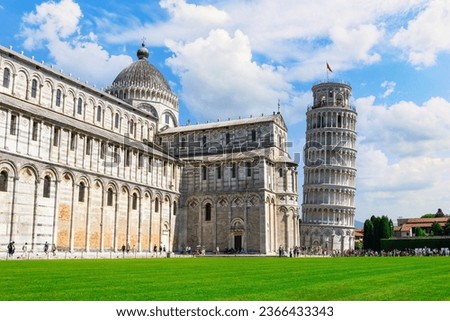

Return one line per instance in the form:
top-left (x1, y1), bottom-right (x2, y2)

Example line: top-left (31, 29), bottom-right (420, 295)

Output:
top-left (0, 44), bottom-right (299, 255)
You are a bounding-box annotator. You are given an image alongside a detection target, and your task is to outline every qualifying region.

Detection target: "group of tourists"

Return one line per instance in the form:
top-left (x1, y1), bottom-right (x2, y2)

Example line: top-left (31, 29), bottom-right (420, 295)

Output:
top-left (5, 241), bottom-right (56, 258)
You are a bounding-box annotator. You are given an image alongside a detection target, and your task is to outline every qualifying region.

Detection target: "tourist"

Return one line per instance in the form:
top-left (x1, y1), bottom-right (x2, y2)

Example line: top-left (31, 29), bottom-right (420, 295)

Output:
top-left (22, 242), bottom-right (28, 257)
top-left (43, 242), bottom-right (49, 254)
top-left (51, 244), bottom-right (56, 256)
top-left (7, 241), bottom-right (15, 257)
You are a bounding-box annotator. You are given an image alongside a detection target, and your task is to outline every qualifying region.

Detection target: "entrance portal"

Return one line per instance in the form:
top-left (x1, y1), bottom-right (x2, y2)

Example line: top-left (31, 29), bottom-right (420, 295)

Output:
top-left (234, 235), bottom-right (242, 251)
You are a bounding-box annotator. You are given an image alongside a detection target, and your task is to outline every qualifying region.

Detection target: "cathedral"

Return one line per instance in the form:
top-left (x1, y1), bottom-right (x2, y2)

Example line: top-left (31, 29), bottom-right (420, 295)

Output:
top-left (0, 43), bottom-right (299, 255)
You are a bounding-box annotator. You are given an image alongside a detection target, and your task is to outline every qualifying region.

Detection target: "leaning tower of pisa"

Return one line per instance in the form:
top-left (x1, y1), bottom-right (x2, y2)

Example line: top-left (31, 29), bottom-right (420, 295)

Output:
top-left (301, 81), bottom-right (357, 254)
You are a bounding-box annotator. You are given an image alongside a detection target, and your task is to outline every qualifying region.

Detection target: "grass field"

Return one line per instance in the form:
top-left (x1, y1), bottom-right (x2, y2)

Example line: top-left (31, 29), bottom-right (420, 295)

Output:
top-left (0, 256), bottom-right (449, 301)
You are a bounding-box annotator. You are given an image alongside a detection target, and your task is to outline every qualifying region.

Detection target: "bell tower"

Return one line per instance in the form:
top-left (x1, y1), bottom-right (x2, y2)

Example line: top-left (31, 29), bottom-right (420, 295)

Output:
top-left (301, 81), bottom-right (357, 254)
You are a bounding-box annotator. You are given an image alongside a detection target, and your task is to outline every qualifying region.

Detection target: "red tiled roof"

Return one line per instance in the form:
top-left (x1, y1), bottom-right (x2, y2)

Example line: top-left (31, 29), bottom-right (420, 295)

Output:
top-left (400, 217), bottom-right (448, 224)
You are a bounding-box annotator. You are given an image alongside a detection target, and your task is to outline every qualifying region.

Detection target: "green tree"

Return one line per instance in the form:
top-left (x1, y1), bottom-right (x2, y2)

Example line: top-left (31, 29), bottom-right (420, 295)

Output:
top-left (421, 214), bottom-right (436, 218)
top-left (381, 216), bottom-right (392, 239)
top-left (414, 227), bottom-right (426, 237)
top-left (371, 215), bottom-right (382, 251)
top-left (363, 219), bottom-right (374, 250)
top-left (431, 222), bottom-right (443, 236)
top-left (444, 218), bottom-right (450, 236)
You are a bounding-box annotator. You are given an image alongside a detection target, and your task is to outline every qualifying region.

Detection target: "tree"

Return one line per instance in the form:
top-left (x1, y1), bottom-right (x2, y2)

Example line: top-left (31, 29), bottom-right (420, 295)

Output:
top-left (421, 214), bottom-right (436, 218)
top-left (444, 218), bottom-right (450, 236)
top-left (435, 208), bottom-right (445, 217)
top-left (363, 215), bottom-right (394, 251)
top-left (381, 216), bottom-right (392, 239)
top-left (414, 227), bottom-right (426, 237)
top-left (363, 219), bottom-right (374, 250)
top-left (431, 222), bottom-right (443, 236)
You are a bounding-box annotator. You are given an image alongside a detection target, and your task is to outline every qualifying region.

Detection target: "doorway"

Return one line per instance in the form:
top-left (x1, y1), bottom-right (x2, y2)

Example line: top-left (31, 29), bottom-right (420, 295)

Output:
top-left (234, 235), bottom-right (242, 251)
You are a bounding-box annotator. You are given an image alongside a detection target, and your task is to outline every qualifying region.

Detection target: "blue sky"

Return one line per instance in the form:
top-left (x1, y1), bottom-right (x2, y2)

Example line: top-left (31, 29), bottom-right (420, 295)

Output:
top-left (1, 0), bottom-right (450, 223)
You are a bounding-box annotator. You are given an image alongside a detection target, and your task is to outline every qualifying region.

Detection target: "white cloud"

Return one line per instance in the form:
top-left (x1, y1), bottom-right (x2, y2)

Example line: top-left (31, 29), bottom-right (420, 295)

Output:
top-left (159, 0), bottom-right (229, 26)
top-left (21, 0), bottom-right (82, 50)
top-left (356, 96), bottom-right (450, 158)
top-left (104, 0), bottom-right (430, 79)
top-left (19, 0), bottom-right (132, 87)
top-left (354, 95), bottom-right (450, 219)
top-left (391, 0), bottom-right (450, 67)
top-left (380, 81), bottom-right (396, 98)
top-left (105, 0), bottom-right (230, 46)
top-left (166, 29), bottom-right (301, 122)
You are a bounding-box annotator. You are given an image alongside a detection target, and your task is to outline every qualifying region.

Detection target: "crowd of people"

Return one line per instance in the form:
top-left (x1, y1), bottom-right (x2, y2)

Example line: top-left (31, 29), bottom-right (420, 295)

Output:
top-left (5, 240), bottom-right (449, 259)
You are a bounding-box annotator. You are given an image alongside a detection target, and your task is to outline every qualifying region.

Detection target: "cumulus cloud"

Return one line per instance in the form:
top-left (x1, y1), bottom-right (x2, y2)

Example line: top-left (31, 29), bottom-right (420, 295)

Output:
top-left (355, 95), bottom-right (450, 219)
top-left (21, 0), bottom-right (82, 49)
top-left (356, 96), bottom-right (450, 157)
top-left (104, 0), bottom-right (431, 79)
top-left (20, 0), bottom-right (132, 87)
top-left (166, 29), bottom-right (302, 122)
top-left (391, 0), bottom-right (450, 67)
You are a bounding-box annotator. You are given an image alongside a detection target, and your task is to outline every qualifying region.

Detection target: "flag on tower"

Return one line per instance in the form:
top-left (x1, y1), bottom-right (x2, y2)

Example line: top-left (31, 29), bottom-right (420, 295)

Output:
top-left (326, 62), bottom-right (333, 72)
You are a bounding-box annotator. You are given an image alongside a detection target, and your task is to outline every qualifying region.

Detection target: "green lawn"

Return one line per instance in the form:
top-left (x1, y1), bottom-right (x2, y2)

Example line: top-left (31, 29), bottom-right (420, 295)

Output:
top-left (0, 256), bottom-right (449, 301)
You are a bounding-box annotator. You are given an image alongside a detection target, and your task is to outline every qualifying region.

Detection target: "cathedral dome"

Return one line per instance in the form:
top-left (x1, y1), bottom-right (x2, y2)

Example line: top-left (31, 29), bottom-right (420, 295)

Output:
top-left (111, 43), bottom-right (171, 92)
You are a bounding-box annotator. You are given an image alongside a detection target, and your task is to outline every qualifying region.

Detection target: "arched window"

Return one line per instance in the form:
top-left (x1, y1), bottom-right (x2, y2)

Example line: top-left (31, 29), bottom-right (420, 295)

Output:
top-left (251, 129), bottom-right (256, 142)
top-left (70, 132), bottom-right (76, 151)
top-left (202, 166), bottom-right (207, 180)
top-left (31, 79), bottom-right (38, 98)
top-left (205, 203), bottom-right (211, 221)
top-left (96, 106), bottom-right (102, 122)
top-left (78, 182), bottom-right (86, 202)
top-left (53, 127), bottom-right (60, 146)
top-left (77, 98), bottom-right (83, 115)
top-left (129, 119), bottom-right (134, 135)
top-left (55, 89), bottom-right (62, 107)
top-left (0, 170), bottom-right (8, 192)
top-left (279, 168), bottom-right (283, 177)
top-left (173, 201), bottom-right (177, 216)
top-left (9, 114), bottom-right (17, 136)
top-left (124, 149), bottom-right (130, 167)
top-left (246, 162), bottom-right (252, 177)
top-left (2, 68), bottom-right (10, 88)
top-left (32, 121), bottom-right (39, 141)
top-left (106, 187), bottom-right (114, 206)
top-left (155, 197), bottom-right (159, 212)
top-left (114, 113), bottom-right (120, 129)
top-left (43, 175), bottom-right (51, 198)
top-left (86, 137), bottom-right (92, 155)
top-left (216, 165), bottom-right (222, 179)
top-left (100, 142), bottom-right (106, 159)
top-left (132, 193), bottom-right (138, 210)
top-left (107, 188), bottom-right (114, 206)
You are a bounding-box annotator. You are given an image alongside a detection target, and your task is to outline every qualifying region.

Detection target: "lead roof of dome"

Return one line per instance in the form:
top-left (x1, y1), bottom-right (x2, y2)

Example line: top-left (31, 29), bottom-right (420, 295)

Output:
top-left (111, 43), bottom-right (171, 92)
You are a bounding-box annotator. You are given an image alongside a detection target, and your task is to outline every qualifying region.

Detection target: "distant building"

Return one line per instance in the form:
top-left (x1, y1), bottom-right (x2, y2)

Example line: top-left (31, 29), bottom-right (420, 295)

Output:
top-left (301, 81), bottom-right (357, 253)
top-left (395, 217), bottom-right (449, 237)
